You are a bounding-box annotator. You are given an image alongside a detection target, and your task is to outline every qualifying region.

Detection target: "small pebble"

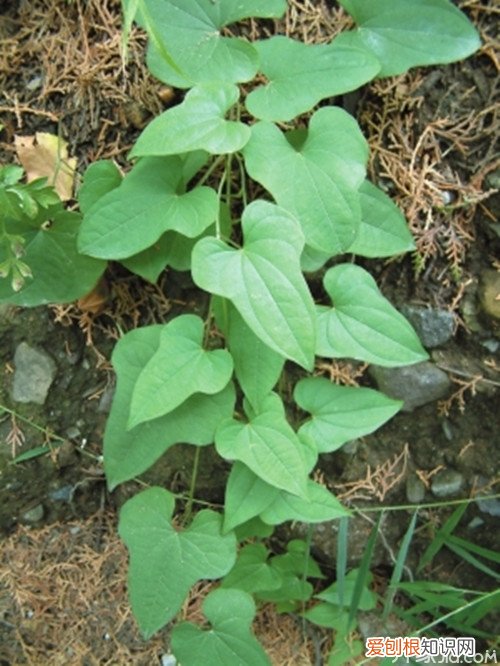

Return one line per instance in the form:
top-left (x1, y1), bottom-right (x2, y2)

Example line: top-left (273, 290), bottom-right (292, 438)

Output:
top-left (476, 495), bottom-right (500, 518)
top-left (20, 503), bottom-right (45, 524)
top-left (406, 474), bottom-right (426, 504)
top-left (431, 469), bottom-right (464, 498)
top-left (48, 485), bottom-right (73, 502)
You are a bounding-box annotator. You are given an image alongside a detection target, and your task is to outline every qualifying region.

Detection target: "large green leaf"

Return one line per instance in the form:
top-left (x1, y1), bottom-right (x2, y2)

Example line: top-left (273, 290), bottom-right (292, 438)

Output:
top-left (171, 589), bottom-right (271, 666)
top-left (295, 377), bottom-right (402, 453)
top-left (223, 304), bottom-right (285, 411)
top-left (338, 0), bottom-right (480, 77)
top-left (119, 488), bottom-right (236, 639)
top-left (243, 108), bottom-right (367, 255)
top-left (129, 314), bottom-right (233, 429)
top-left (246, 36), bottom-right (380, 122)
top-left (192, 200), bottom-right (316, 370)
top-left (0, 206), bottom-right (105, 306)
top-left (131, 84), bottom-right (250, 157)
top-left (215, 394), bottom-right (310, 499)
top-left (347, 180), bottom-right (415, 258)
top-left (78, 156), bottom-right (217, 260)
top-left (138, 0), bottom-right (286, 88)
top-left (221, 543), bottom-right (283, 594)
top-left (223, 462), bottom-right (280, 533)
top-left (316, 264), bottom-right (428, 366)
top-left (260, 478), bottom-right (350, 526)
top-left (104, 325), bottom-right (235, 489)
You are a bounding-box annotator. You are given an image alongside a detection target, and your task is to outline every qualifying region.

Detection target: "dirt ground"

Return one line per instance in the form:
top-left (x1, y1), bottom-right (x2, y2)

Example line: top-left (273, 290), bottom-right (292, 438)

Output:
top-left (0, 0), bottom-right (499, 664)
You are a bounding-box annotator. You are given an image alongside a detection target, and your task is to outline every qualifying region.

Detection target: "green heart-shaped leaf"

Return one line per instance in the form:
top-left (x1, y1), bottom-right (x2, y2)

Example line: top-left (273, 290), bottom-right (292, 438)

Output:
top-left (221, 543), bottom-right (283, 594)
top-left (338, 0), bottom-right (480, 77)
top-left (78, 157), bottom-right (217, 260)
top-left (295, 377), bottom-right (402, 453)
top-left (129, 314), bottom-right (233, 428)
top-left (138, 0), bottom-right (286, 87)
top-left (131, 84), bottom-right (250, 157)
top-left (243, 108), bottom-right (367, 255)
top-left (104, 325), bottom-right (235, 489)
top-left (223, 462), bottom-right (280, 533)
top-left (119, 488), bottom-right (237, 638)
top-left (246, 36), bottom-right (380, 122)
top-left (192, 200), bottom-right (315, 370)
top-left (171, 588), bottom-right (271, 666)
top-left (316, 264), bottom-right (428, 366)
top-left (347, 180), bottom-right (415, 258)
top-left (78, 160), bottom-right (122, 215)
top-left (0, 207), bottom-right (105, 306)
top-left (215, 394), bottom-right (309, 498)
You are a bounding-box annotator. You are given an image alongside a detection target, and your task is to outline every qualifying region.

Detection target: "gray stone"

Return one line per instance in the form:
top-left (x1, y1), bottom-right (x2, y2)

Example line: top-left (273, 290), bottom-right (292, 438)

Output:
top-left (12, 342), bottom-right (57, 405)
top-left (476, 495), bottom-right (500, 517)
top-left (369, 362), bottom-right (451, 412)
top-left (406, 474), bottom-right (426, 504)
top-left (401, 305), bottom-right (455, 348)
top-left (20, 503), bottom-right (45, 524)
top-left (431, 469), bottom-right (464, 498)
top-left (478, 270), bottom-right (500, 320)
top-left (48, 484), bottom-right (73, 502)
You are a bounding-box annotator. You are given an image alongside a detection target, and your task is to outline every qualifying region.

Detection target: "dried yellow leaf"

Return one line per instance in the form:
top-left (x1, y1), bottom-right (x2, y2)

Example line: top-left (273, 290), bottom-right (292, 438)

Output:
top-left (14, 132), bottom-right (77, 201)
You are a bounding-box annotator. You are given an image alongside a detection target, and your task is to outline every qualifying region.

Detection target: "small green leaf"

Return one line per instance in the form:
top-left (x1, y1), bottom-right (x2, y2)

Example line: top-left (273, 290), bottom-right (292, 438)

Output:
top-left (260, 478), bottom-right (350, 525)
top-left (295, 377), bottom-right (402, 453)
top-left (141, 0), bottom-right (286, 87)
top-left (223, 304), bottom-right (285, 411)
top-left (338, 0), bottom-right (480, 77)
top-left (246, 36), bottom-right (380, 121)
top-left (243, 108), bottom-right (367, 255)
top-left (221, 543), bottom-right (283, 593)
top-left (78, 160), bottom-right (122, 214)
top-left (0, 207), bottom-right (105, 306)
top-left (223, 462), bottom-right (279, 533)
top-left (131, 84), bottom-right (250, 157)
top-left (316, 569), bottom-right (377, 611)
top-left (316, 264), bottom-right (428, 366)
top-left (192, 200), bottom-right (316, 370)
top-left (119, 487), bottom-right (237, 638)
top-left (104, 325), bottom-right (235, 489)
top-left (171, 588), bottom-right (271, 666)
top-left (215, 394), bottom-right (309, 499)
top-left (129, 314), bottom-right (233, 428)
top-left (347, 180), bottom-right (415, 258)
top-left (303, 603), bottom-right (348, 630)
top-left (78, 156), bottom-right (218, 260)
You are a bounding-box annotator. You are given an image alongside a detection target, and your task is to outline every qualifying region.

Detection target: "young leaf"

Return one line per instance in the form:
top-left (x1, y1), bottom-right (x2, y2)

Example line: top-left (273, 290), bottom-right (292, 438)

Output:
top-left (77, 160), bottom-right (122, 215)
top-left (171, 588), bottom-right (271, 666)
top-left (192, 200), bottom-right (316, 370)
top-left (78, 156), bottom-right (218, 260)
top-left (221, 543), bottom-right (283, 593)
top-left (128, 314), bottom-right (233, 428)
top-left (141, 0), bottom-right (286, 88)
top-left (215, 393), bottom-right (310, 499)
top-left (246, 36), bottom-right (380, 122)
top-left (243, 108), bottom-right (368, 255)
top-left (104, 325), bottom-right (235, 489)
top-left (0, 207), bottom-right (105, 306)
top-left (223, 462), bottom-right (279, 534)
top-left (223, 304), bottom-right (285, 411)
top-left (347, 180), bottom-right (415, 258)
top-left (337, 0), bottom-right (480, 77)
top-left (316, 264), bottom-right (428, 366)
top-left (316, 569), bottom-right (377, 611)
top-left (295, 377), bottom-right (402, 453)
top-left (119, 487), bottom-right (237, 639)
top-left (130, 84), bottom-right (250, 157)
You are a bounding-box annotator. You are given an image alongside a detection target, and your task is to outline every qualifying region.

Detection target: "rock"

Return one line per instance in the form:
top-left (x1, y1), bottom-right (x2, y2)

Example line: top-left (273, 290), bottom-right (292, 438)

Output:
top-left (476, 496), bottom-right (500, 517)
top-left (98, 383), bottom-right (115, 413)
top-left (431, 469), bottom-right (464, 498)
top-left (400, 305), bottom-right (455, 348)
top-left (48, 484), bottom-right (73, 502)
top-left (406, 474), bottom-right (426, 504)
top-left (20, 503), bottom-right (45, 524)
top-left (11, 342), bottom-right (57, 405)
top-left (478, 270), bottom-right (500, 320)
top-left (369, 362), bottom-right (451, 412)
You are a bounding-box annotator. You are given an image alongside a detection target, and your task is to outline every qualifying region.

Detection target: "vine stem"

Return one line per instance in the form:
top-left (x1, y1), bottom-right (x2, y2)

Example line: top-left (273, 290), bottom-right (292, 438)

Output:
top-left (183, 446), bottom-right (201, 525)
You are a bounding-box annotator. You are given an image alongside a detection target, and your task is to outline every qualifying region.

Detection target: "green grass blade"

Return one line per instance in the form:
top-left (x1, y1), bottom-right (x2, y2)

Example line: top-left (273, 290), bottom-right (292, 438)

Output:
top-left (446, 541), bottom-right (500, 580)
top-left (382, 510), bottom-right (418, 622)
top-left (348, 514), bottom-right (381, 628)
top-left (417, 503), bottom-right (467, 573)
top-left (336, 516), bottom-right (349, 608)
top-left (448, 534), bottom-right (500, 565)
